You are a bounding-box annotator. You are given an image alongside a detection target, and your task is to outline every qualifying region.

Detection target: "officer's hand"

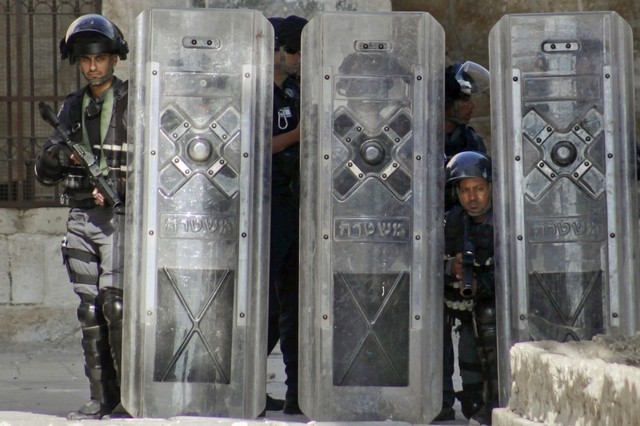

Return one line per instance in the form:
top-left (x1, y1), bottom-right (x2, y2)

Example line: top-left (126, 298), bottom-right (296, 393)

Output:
top-left (69, 153), bottom-right (82, 166)
top-left (92, 187), bottom-right (106, 207)
top-left (50, 144), bottom-right (73, 168)
top-left (451, 253), bottom-right (463, 280)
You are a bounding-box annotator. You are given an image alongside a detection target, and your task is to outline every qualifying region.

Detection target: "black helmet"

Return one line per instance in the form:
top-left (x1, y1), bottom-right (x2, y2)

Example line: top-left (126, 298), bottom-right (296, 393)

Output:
top-left (445, 61), bottom-right (489, 108)
top-left (274, 15), bottom-right (307, 53)
top-left (59, 14), bottom-right (128, 64)
top-left (446, 151), bottom-right (492, 184)
top-left (268, 17), bottom-right (285, 50)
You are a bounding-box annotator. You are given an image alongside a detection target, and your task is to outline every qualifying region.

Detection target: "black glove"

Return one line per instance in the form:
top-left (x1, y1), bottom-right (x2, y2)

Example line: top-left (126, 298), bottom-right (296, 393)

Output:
top-left (50, 144), bottom-right (72, 168)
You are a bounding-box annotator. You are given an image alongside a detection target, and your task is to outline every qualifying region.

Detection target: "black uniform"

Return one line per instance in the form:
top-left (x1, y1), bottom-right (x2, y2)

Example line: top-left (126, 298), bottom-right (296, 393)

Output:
top-left (441, 125), bottom-right (488, 419)
top-left (267, 75), bottom-right (301, 405)
top-left (444, 204), bottom-right (498, 421)
top-left (445, 124), bottom-right (487, 163)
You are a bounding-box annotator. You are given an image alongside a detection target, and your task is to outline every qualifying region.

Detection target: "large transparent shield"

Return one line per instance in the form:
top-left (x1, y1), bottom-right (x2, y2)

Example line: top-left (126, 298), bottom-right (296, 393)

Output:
top-left (299, 12), bottom-right (444, 423)
top-left (123, 8), bottom-right (272, 418)
top-left (490, 12), bottom-right (640, 403)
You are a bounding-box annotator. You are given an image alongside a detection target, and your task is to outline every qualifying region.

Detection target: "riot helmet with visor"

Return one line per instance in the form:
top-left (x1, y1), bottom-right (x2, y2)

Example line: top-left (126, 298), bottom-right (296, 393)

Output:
top-left (60, 14), bottom-right (128, 64)
top-left (445, 61), bottom-right (489, 108)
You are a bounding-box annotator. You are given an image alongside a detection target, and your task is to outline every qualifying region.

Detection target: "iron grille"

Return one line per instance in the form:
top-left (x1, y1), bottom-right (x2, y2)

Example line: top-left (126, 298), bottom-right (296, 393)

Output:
top-left (0, 0), bottom-right (101, 207)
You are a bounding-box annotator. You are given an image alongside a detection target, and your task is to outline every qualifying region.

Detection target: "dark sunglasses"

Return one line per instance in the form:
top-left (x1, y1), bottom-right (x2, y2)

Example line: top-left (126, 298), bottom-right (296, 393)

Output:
top-left (284, 47), bottom-right (299, 54)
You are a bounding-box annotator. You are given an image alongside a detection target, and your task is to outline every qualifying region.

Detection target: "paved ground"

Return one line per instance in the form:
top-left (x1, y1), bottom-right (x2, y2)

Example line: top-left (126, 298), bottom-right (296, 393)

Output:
top-left (0, 341), bottom-right (468, 425)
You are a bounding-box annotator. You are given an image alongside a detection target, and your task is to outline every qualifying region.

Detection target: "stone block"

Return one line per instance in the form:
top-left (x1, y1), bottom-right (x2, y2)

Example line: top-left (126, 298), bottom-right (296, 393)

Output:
top-left (42, 235), bottom-right (72, 305)
top-left (0, 305), bottom-right (78, 344)
top-left (0, 238), bottom-right (10, 303)
top-left (493, 407), bottom-right (543, 425)
top-left (8, 234), bottom-right (46, 304)
top-left (20, 208), bottom-right (68, 235)
top-left (502, 336), bottom-right (640, 425)
top-left (0, 209), bottom-right (20, 235)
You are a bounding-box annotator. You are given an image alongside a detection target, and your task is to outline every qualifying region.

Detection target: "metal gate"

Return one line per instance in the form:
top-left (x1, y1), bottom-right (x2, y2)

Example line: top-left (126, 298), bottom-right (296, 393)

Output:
top-left (0, 0), bottom-right (100, 207)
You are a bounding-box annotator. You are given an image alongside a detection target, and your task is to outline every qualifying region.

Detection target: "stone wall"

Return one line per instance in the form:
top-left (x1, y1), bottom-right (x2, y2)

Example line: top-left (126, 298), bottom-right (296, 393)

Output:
top-left (391, 0), bottom-right (640, 151)
top-left (0, 208), bottom-right (76, 344)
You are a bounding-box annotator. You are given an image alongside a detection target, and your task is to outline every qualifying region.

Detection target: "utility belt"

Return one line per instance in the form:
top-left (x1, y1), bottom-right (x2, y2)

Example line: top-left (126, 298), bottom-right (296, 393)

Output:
top-left (59, 171), bottom-right (117, 210)
top-left (445, 279), bottom-right (475, 323)
top-left (60, 194), bottom-right (99, 209)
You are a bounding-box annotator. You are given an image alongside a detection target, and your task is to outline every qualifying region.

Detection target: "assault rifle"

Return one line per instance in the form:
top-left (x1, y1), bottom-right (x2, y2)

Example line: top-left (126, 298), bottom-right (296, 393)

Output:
top-left (460, 214), bottom-right (475, 298)
top-left (38, 101), bottom-right (122, 208)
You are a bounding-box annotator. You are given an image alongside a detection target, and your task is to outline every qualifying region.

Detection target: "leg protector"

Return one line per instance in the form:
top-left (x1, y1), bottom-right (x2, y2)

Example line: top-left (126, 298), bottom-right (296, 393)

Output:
top-left (441, 317), bottom-right (455, 409)
top-left (456, 385), bottom-right (484, 420)
top-left (473, 298), bottom-right (499, 407)
top-left (77, 293), bottom-right (120, 410)
top-left (99, 288), bottom-right (124, 384)
top-left (456, 319), bottom-right (484, 418)
top-left (435, 318), bottom-right (456, 421)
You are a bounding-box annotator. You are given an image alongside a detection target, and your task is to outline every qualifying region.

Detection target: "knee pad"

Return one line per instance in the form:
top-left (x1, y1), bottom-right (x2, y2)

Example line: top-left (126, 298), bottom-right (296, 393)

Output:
top-left (473, 299), bottom-right (497, 348)
top-left (100, 288), bottom-right (124, 324)
top-left (77, 293), bottom-right (100, 328)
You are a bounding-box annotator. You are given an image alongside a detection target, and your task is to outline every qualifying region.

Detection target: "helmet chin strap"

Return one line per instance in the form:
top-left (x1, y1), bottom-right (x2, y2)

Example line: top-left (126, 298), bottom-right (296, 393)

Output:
top-left (85, 62), bottom-right (115, 87)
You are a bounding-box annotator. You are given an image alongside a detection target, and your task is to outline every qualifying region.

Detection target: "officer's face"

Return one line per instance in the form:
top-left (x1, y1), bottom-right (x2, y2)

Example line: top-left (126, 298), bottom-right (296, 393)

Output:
top-left (457, 177), bottom-right (491, 218)
top-left (79, 53), bottom-right (117, 87)
top-left (447, 97), bottom-right (475, 125)
top-left (457, 98), bottom-right (475, 120)
top-left (276, 47), bottom-right (301, 76)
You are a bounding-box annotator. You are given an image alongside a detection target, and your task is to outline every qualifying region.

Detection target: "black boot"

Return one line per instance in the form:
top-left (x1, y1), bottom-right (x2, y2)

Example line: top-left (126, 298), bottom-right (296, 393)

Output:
top-left (67, 398), bottom-right (115, 420)
top-left (433, 405), bottom-right (455, 422)
top-left (469, 401), bottom-right (497, 426)
top-left (456, 388), bottom-right (484, 419)
top-left (71, 296), bottom-right (120, 420)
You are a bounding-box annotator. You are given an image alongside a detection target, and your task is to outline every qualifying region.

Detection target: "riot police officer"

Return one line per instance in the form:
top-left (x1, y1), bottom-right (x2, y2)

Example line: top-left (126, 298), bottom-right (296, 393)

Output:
top-left (266, 15), bottom-right (307, 416)
top-left (444, 61), bottom-right (490, 210)
top-left (34, 14), bottom-right (129, 420)
top-left (443, 152), bottom-right (497, 426)
top-left (437, 61), bottom-right (490, 422)
top-left (444, 62), bottom-right (489, 162)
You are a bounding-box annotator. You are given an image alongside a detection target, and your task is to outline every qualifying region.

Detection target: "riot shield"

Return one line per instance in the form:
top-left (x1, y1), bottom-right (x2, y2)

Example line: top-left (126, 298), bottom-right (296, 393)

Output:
top-left (123, 8), bottom-right (272, 418)
top-left (299, 12), bottom-right (444, 423)
top-left (490, 12), bottom-right (640, 403)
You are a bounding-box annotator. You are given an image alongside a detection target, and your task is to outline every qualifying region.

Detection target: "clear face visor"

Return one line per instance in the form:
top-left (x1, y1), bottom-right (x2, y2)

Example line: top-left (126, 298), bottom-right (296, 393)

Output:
top-left (65, 15), bottom-right (117, 43)
top-left (455, 61), bottom-right (490, 95)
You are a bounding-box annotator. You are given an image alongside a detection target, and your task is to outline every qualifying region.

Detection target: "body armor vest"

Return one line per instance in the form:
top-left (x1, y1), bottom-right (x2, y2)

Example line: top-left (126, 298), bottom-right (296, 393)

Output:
top-left (444, 204), bottom-right (495, 320)
top-left (62, 78), bottom-right (128, 205)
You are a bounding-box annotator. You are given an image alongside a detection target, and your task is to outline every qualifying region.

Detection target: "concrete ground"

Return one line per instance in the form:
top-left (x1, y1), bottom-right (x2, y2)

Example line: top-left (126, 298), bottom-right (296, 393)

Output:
top-left (0, 341), bottom-right (468, 426)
